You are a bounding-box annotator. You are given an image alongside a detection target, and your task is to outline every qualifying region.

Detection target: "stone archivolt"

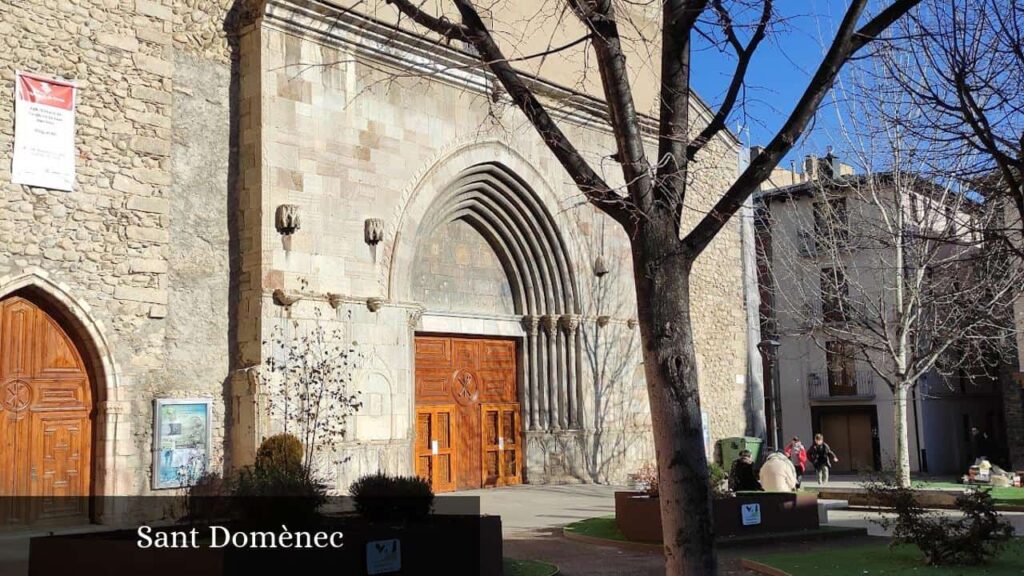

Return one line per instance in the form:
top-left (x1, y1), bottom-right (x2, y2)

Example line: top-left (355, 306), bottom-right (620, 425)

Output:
top-left (412, 162), bottom-right (583, 433)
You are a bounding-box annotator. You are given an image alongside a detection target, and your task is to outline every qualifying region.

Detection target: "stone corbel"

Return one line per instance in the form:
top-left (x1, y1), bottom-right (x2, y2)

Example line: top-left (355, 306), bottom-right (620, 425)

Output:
top-left (274, 204), bottom-right (300, 236)
top-left (364, 218), bottom-right (385, 246)
top-left (272, 288), bottom-right (302, 307)
top-left (327, 293), bottom-right (343, 310)
top-left (407, 306), bottom-right (425, 328)
top-left (366, 297), bottom-right (385, 312)
top-left (596, 315), bottom-right (611, 328)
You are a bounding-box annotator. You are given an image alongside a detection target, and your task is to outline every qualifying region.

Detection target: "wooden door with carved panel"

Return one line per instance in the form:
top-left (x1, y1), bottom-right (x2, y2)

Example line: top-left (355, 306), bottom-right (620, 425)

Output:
top-left (0, 296), bottom-right (92, 525)
top-left (414, 405), bottom-right (457, 493)
top-left (414, 336), bottom-right (518, 491)
top-left (481, 403), bottom-right (522, 487)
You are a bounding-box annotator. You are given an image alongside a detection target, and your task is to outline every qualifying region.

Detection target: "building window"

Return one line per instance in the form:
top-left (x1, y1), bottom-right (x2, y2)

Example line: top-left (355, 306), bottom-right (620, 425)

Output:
top-left (820, 266), bottom-right (849, 322)
top-left (813, 197), bottom-right (849, 250)
top-left (826, 341), bottom-right (856, 395)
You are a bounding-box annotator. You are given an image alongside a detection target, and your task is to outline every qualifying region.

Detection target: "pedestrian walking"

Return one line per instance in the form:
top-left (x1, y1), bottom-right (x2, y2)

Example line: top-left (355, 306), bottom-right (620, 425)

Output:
top-left (808, 433), bottom-right (838, 485)
top-left (784, 436), bottom-right (807, 488)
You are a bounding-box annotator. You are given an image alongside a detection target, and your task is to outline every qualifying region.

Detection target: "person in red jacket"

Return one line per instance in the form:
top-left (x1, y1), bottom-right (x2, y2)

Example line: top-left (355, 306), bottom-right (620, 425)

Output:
top-left (784, 436), bottom-right (808, 488)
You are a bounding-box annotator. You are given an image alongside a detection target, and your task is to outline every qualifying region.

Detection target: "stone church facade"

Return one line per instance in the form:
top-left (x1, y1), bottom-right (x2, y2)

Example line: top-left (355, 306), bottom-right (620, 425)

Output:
top-left (0, 0), bottom-right (750, 516)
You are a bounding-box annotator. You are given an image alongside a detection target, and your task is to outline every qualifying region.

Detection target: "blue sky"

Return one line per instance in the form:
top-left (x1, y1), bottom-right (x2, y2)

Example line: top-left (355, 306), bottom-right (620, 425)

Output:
top-left (689, 1), bottom-right (855, 168)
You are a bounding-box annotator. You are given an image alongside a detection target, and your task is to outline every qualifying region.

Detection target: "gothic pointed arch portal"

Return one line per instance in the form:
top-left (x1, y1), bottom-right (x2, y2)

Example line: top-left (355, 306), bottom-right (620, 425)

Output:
top-left (403, 162), bottom-right (584, 434)
top-left (399, 162), bottom-right (586, 490)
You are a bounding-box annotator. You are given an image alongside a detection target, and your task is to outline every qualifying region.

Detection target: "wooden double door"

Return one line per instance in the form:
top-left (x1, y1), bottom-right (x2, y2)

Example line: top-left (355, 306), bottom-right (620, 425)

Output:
top-left (0, 296), bottom-right (93, 524)
top-left (820, 411), bottom-right (876, 473)
top-left (414, 336), bottom-right (522, 492)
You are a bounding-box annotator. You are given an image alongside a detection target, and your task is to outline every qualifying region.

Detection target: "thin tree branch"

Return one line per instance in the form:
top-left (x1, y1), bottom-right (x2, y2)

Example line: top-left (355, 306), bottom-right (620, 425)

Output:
top-left (683, 0), bottom-right (923, 256)
top-left (685, 0), bottom-right (773, 161)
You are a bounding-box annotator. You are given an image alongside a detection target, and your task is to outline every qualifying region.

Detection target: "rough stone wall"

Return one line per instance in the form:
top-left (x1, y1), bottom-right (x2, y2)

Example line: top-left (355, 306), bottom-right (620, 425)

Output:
top-left (0, 0), bottom-right (235, 497)
top-left (238, 6), bottom-right (750, 488)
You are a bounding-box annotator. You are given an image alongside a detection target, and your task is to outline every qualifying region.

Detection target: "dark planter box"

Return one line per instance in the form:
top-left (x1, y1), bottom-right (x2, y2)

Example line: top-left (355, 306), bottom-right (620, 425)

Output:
top-left (615, 491), bottom-right (819, 542)
top-left (29, 514), bottom-right (502, 576)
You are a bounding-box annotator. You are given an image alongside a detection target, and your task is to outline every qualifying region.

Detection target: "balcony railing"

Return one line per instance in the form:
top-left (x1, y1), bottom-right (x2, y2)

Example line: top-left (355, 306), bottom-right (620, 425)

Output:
top-left (807, 371), bottom-right (876, 400)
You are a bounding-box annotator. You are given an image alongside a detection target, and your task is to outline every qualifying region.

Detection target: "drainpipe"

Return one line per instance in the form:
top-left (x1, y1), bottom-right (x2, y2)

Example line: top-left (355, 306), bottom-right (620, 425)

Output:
top-left (742, 146), bottom-right (767, 441)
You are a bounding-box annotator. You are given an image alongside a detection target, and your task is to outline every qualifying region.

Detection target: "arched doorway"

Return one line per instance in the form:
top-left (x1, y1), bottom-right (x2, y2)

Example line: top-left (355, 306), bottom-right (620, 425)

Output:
top-left (0, 294), bottom-right (93, 524)
top-left (396, 161), bottom-right (583, 491)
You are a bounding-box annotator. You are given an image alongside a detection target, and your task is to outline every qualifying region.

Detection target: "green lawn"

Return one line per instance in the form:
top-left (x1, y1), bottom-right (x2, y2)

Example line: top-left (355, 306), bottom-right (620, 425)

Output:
top-left (503, 558), bottom-right (559, 576)
top-left (912, 481), bottom-right (1024, 504)
top-left (749, 540), bottom-right (1024, 575)
top-left (563, 515), bottom-right (631, 542)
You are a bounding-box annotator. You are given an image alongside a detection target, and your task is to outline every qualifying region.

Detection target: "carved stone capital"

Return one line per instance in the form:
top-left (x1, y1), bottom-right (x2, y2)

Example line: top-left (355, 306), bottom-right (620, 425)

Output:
top-left (521, 315), bottom-right (541, 336)
top-left (540, 314), bottom-right (559, 337)
top-left (559, 314), bottom-right (581, 334)
top-left (366, 297), bottom-right (385, 313)
top-left (97, 400), bottom-right (130, 416)
top-left (596, 315), bottom-right (611, 328)
top-left (626, 318), bottom-right (638, 330)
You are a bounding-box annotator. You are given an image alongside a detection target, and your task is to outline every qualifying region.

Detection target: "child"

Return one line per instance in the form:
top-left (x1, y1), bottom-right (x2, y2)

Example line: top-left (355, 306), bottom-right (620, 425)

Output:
top-left (784, 436), bottom-right (808, 488)
top-left (808, 433), bottom-right (839, 485)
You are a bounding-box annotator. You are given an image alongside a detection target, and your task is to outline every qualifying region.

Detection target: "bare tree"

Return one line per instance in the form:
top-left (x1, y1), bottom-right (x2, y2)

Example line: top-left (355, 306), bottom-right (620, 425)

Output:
top-left (374, 1), bottom-right (920, 573)
top-left (763, 60), bottom-right (1022, 487)
top-left (769, 170), bottom-right (1021, 486)
top-left (876, 0), bottom-right (1024, 471)
top-left (886, 0), bottom-right (1023, 228)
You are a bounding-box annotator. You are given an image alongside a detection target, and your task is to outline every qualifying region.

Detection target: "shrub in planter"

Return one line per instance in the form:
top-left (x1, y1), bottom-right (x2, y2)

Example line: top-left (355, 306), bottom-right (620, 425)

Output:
top-left (708, 462), bottom-right (730, 497)
top-left (349, 473), bottom-right (434, 522)
top-left (255, 433), bottom-right (304, 474)
top-left (867, 479), bottom-right (1014, 565)
top-left (632, 462), bottom-right (659, 497)
top-left (232, 435), bottom-right (326, 527)
top-left (631, 461), bottom-right (730, 499)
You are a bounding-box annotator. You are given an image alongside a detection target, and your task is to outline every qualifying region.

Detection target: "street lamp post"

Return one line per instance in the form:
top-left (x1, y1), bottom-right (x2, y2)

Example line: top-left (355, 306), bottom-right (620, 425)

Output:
top-left (757, 339), bottom-right (781, 450)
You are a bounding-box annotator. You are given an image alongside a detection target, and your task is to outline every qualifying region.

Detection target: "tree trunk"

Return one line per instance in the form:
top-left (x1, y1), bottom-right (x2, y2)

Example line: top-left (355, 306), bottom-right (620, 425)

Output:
top-left (632, 223), bottom-right (715, 575)
top-left (893, 384), bottom-right (912, 488)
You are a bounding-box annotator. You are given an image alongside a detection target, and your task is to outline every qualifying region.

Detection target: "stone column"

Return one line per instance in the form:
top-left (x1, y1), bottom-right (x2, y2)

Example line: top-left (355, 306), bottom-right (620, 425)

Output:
top-left (560, 314), bottom-right (581, 428)
top-left (537, 318), bottom-right (550, 430)
top-left (575, 328), bottom-right (585, 430)
top-left (522, 315), bottom-right (541, 431)
top-left (541, 315), bottom-right (561, 431)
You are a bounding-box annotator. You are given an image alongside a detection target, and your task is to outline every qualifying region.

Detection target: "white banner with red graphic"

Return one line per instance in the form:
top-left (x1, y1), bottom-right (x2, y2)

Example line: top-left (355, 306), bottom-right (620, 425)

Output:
top-left (12, 71), bottom-right (77, 191)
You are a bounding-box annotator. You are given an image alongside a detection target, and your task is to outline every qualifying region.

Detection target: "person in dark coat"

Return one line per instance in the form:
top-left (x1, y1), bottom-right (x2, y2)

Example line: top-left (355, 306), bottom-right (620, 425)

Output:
top-left (729, 449), bottom-right (761, 492)
top-left (970, 426), bottom-right (993, 464)
top-left (808, 433), bottom-right (839, 485)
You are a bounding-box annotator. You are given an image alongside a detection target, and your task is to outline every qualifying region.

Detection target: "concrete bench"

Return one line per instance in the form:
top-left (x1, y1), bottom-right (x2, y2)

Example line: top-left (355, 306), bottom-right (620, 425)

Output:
top-left (817, 499), bottom-right (848, 524)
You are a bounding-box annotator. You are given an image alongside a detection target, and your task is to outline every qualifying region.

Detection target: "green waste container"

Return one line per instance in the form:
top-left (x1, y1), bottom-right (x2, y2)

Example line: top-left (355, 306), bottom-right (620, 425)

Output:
top-left (716, 436), bottom-right (764, 468)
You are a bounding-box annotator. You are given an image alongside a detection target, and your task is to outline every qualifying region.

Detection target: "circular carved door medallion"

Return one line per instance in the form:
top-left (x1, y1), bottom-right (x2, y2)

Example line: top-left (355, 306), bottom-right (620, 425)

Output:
top-left (2, 379), bottom-right (31, 414)
top-left (451, 369), bottom-right (480, 406)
